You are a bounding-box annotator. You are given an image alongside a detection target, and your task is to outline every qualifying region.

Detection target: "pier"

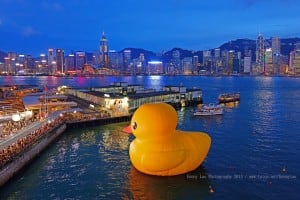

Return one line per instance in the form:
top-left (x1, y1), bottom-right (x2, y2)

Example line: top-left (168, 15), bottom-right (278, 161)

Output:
top-left (0, 109), bottom-right (131, 187)
top-left (0, 82), bottom-right (203, 187)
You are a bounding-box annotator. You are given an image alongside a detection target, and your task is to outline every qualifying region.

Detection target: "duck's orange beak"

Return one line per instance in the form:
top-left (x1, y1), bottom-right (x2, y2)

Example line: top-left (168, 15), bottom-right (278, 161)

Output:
top-left (122, 124), bottom-right (132, 134)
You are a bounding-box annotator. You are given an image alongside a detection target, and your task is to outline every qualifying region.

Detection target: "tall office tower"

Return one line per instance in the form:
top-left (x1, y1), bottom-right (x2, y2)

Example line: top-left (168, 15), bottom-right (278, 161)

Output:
top-left (221, 50), bottom-right (229, 72)
top-left (256, 33), bottom-right (265, 73)
top-left (38, 54), bottom-right (47, 74)
top-left (202, 50), bottom-right (211, 65)
top-left (17, 54), bottom-right (25, 72)
top-left (56, 49), bottom-right (64, 73)
top-left (243, 56), bottom-right (252, 74)
top-left (48, 48), bottom-right (54, 67)
top-left (228, 50), bottom-right (235, 74)
top-left (3, 57), bottom-right (10, 74)
top-left (25, 55), bottom-right (34, 71)
top-left (271, 37), bottom-right (281, 75)
top-left (289, 48), bottom-right (300, 75)
top-left (6, 52), bottom-right (17, 74)
top-left (182, 57), bottom-right (193, 75)
top-left (295, 42), bottom-right (300, 50)
top-left (214, 48), bottom-right (221, 59)
top-left (264, 48), bottom-right (274, 74)
top-left (172, 50), bottom-right (181, 73)
top-left (92, 51), bottom-right (100, 66)
top-left (147, 61), bottom-right (163, 75)
top-left (99, 32), bottom-right (109, 68)
top-left (123, 49), bottom-right (132, 72)
top-left (0, 62), bottom-right (4, 73)
top-left (65, 54), bottom-right (75, 72)
top-left (75, 51), bottom-right (86, 71)
top-left (193, 55), bottom-right (199, 71)
top-left (271, 37), bottom-right (281, 55)
top-left (138, 53), bottom-right (146, 73)
top-left (108, 50), bottom-right (123, 70)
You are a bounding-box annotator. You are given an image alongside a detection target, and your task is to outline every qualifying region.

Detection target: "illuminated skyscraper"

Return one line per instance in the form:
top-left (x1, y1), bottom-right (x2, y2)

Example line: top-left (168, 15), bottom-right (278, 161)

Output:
top-left (182, 57), bottom-right (193, 75)
top-left (6, 52), bottom-right (17, 74)
top-left (193, 55), bottom-right (198, 72)
top-left (25, 55), bottom-right (34, 70)
top-left (100, 32), bottom-right (109, 68)
top-left (75, 51), bottom-right (86, 71)
top-left (289, 43), bottom-right (300, 75)
top-left (48, 49), bottom-right (54, 66)
top-left (123, 49), bottom-right (131, 72)
top-left (271, 37), bottom-right (281, 55)
top-left (65, 54), bottom-right (75, 72)
top-left (256, 33), bottom-right (264, 73)
top-left (56, 49), bottom-right (64, 73)
top-left (271, 37), bottom-right (281, 74)
top-left (172, 50), bottom-right (181, 73)
top-left (264, 48), bottom-right (274, 74)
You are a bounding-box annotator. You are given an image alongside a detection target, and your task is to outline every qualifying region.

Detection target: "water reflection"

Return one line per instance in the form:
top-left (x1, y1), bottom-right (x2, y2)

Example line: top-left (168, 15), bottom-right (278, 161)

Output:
top-left (80, 130), bottom-right (97, 145)
top-left (125, 166), bottom-right (210, 200)
top-left (99, 128), bottom-right (130, 151)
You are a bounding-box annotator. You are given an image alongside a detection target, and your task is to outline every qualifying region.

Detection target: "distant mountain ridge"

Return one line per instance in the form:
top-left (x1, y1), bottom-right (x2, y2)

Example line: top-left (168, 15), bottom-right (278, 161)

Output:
top-left (1, 37), bottom-right (300, 63)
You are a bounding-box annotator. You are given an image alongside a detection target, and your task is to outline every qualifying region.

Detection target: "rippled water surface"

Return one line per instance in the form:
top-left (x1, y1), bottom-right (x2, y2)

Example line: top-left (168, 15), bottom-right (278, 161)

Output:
top-left (1, 76), bottom-right (300, 199)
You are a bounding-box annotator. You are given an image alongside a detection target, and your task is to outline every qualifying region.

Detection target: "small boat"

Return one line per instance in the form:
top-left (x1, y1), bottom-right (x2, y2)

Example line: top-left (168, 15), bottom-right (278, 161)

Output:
top-left (193, 103), bottom-right (224, 116)
top-left (218, 92), bottom-right (240, 103)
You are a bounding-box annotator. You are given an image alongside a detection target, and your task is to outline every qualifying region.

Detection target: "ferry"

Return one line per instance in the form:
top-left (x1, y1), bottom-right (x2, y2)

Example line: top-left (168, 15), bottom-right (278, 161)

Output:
top-left (193, 103), bottom-right (224, 116)
top-left (218, 92), bottom-right (240, 104)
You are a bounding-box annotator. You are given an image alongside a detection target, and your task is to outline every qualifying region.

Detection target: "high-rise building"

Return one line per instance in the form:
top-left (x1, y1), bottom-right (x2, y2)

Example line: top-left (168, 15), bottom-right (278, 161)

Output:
top-left (56, 49), bottom-right (64, 73)
top-left (123, 49), bottom-right (132, 72)
top-left (256, 33), bottom-right (264, 73)
top-left (203, 50), bottom-right (211, 65)
top-left (75, 51), bottom-right (86, 71)
top-left (108, 50), bottom-right (123, 71)
top-left (214, 48), bottom-right (221, 59)
top-left (92, 51), bottom-right (100, 66)
top-left (25, 55), bottom-right (34, 71)
top-left (271, 37), bottom-right (281, 55)
top-left (38, 53), bottom-right (48, 74)
top-left (272, 37), bottom-right (281, 74)
top-left (295, 42), bottom-right (300, 50)
top-left (243, 56), bottom-right (251, 74)
top-left (228, 50), bottom-right (235, 74)
top-left (6, 52), bottom-right (17, 74)
top-left (289, 50), bottom-right (300, 75)
top-left (65, 54), bottom-right (75, 72)
top-left (265, 48), bottom-right (274, 74)
top-left (193, 56), bottom-right (199, 72)
top-left (100, 32), bottom-right (109, 68)
top-left (182, 57), bottom-right (193, 75)
top-left (172, 50), bottom-right (181, 73)
top-left (147, 61), bottom-right (163, 75)
top-left (48, 49), bottom-right (54, 67)
top-left (17, 55), bottom-right (25, 72)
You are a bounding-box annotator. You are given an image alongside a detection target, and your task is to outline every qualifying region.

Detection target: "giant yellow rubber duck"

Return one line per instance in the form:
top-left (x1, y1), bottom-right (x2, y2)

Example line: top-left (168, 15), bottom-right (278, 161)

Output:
top-left (126, 102), bottom-right (211, 176)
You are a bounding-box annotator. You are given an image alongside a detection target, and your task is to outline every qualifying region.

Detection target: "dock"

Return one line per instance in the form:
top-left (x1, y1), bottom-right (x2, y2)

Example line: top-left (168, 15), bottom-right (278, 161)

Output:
top-left (0, 82), bottom-right (203, 187)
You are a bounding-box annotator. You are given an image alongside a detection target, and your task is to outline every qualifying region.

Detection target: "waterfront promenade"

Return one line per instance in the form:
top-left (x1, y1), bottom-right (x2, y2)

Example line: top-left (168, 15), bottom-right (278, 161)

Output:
top-left (0, 106), bottom-right (131, 187)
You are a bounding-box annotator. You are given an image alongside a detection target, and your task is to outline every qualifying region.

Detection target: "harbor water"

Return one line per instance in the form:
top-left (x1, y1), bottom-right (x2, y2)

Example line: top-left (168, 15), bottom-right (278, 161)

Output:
top-left (0, 75), bottom-right (300, 199)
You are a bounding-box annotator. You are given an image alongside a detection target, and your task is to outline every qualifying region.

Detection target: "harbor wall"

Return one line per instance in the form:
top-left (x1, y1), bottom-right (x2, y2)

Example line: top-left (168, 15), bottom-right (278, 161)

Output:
top-left (0, 124), bottom-right (67, 187)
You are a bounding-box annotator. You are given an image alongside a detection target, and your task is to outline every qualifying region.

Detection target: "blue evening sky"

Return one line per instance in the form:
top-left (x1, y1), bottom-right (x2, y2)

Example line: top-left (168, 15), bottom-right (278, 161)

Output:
top-left (1, 0), bottom-right (300, 56)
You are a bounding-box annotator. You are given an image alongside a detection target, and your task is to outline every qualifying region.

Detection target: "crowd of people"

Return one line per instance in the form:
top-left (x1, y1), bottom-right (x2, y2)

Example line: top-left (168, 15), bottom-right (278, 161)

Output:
top-left (0, 109), bottom-right (123, 168)
top-left (0, 118), bottom-right (36, 139)
top-left (0, 115), bottom-right (62, 168)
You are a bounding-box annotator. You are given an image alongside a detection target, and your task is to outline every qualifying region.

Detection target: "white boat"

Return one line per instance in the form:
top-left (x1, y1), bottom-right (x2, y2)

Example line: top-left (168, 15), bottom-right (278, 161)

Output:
top-left (193, 103), bottom-right (224, 116)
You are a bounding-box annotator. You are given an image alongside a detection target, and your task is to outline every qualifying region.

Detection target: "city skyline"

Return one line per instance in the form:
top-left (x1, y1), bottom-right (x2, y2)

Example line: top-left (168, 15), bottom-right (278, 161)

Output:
top-left (1, 0), bottom-right (300, 56)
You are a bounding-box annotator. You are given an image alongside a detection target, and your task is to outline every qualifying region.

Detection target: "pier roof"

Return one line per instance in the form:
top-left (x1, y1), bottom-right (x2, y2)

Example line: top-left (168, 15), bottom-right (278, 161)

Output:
top-left (84, 90), bottom-right (178, 99)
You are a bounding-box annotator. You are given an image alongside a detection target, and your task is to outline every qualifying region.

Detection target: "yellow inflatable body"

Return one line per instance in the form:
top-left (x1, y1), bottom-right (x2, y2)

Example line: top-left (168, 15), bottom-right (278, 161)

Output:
top-left (128, 103), bottom-right (211, 176)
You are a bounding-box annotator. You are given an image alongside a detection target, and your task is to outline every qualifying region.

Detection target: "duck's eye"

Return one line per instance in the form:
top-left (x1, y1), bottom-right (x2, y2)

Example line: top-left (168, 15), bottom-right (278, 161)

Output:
top-left (132, 122), bottom-right (137, 130)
